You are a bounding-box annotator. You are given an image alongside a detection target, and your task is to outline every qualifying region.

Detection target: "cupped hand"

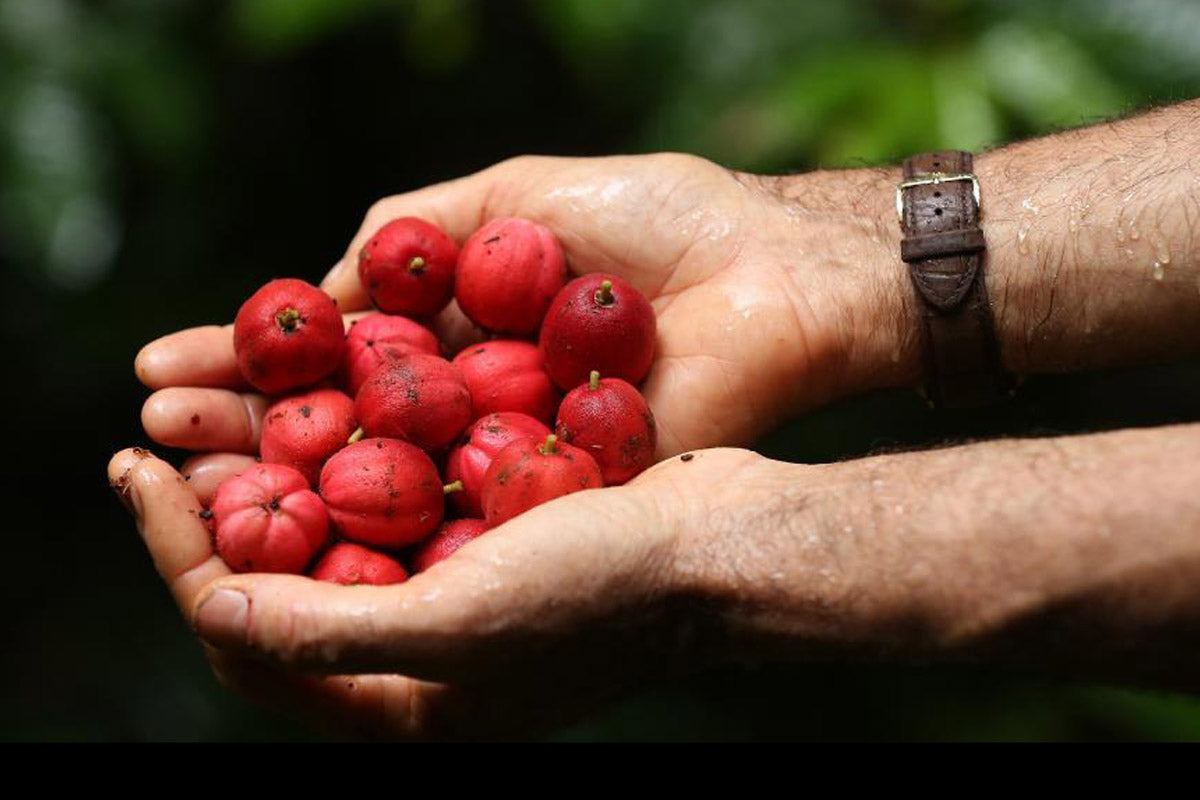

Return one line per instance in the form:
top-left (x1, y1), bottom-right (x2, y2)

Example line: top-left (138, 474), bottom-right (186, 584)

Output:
top-left (117, 153), bottom-right (907, 738)
top-left (136, 153), bottom-right (907, 458)
top-left (108, 444), bottom-right (778, 739)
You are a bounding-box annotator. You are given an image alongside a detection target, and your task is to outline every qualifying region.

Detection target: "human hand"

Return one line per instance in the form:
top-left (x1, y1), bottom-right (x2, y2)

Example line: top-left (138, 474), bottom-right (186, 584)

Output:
top-left (108, 444), bottom-right (797, 739)
top-left (117, 152), bottom-right (913, 738)
top-left (136, 153), bottom-right (908, 458)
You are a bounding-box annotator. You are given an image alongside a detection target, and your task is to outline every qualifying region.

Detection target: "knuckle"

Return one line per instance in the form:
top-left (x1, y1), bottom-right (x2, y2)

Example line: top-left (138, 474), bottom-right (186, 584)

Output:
top-left (649, 151), bottom-right (715, 175)
top-left (255, 597), bottom-right (344, 667)
top-left (361, 197), bottom-right (401, 235)
top-left (495, 154), bottom-right (543, 173)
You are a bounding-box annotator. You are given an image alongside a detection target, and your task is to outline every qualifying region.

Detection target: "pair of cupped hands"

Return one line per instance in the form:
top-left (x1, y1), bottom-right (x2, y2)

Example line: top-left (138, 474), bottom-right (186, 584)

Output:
top-left (110, 153), bottom-right (899, 738)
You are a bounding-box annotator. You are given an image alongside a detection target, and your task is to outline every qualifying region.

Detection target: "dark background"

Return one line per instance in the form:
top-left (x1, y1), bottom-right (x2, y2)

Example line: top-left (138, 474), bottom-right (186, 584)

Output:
top-left (5, 0), bottom-right (1200, 740)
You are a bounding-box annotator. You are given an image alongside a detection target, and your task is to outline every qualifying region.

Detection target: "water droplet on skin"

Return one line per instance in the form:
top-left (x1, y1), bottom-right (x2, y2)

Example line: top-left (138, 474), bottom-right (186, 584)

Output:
top-left (1017, 226), bottom-right (1030, 254)
top-left (1153, 262), bottom-right (1165, 281)
top-left (1115, 225), bottom-right (1126, 243)
top-left (1021, 198), bottom-right (1039, 214)
top-left (1129, 227), bottom-right (1140, 241)
top-left (1155, 241), bottom-right (1172, 265)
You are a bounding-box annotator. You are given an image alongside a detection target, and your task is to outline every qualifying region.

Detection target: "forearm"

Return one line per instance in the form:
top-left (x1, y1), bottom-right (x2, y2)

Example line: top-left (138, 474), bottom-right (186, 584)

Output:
top-left (686, 426), bottom-right (1200, 689)
top-left (769, 99), bottom-right (1200, 395)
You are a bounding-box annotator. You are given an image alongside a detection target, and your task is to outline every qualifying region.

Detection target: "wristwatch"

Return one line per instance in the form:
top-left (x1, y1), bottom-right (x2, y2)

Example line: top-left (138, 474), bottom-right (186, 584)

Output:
top-left (896, 150), bottom-right (1011, 408)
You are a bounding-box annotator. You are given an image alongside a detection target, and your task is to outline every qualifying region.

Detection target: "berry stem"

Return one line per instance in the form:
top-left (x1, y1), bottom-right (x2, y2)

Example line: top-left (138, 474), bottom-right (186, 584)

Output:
top-left (593, 279), bottom-right (614, 306)
top-left (275, 308), bottom-right (301, 333)
top-left (443, 480), bottom-right (464, 495)
top-left (348, 427), bottom-right (365, 444)
top-left (407, 256), bottom-right (426, 274)
top-left (539, 434), bottom-right (558, 455)
top-left (588, 370), bottom-right (600, 390)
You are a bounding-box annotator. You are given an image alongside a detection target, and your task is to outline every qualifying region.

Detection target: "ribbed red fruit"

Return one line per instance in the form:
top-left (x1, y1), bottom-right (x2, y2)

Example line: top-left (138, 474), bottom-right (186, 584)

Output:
top-left (233, 278), bottom-right (344, 395)
top-left (444, 412), bottom-right (551, 518)
top-left (319, 438), bottom-right (444, 548)
top-left (556, 371), bottom-right (656, 485)
top-left (481, 434), bottom-right (602, 527)
top-left (455, 218), bottom-right (566, 335)
top-left (310, 542), bottom-right (409, 585)
top-left (358, 217), bottom-right (459, 318)
top-left (354, 354), bottom-right (472, 453)
top-left (341, 312), bottom-right (440, 396)
top-left (259, 388), bottom-right (357, 486)
top-left (410, 519), bottom-right (489, 573)
top-left (451, 340), bottom-right (559, 425)
top-left (539, 274), bottom-right (656, 389)
top-left (210, 463), bottom-right (329, 574)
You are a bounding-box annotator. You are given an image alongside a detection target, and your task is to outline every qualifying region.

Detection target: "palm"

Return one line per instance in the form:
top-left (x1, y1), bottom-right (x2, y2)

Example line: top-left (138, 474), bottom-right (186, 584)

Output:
top-left (119, 154), bottom-right (862, 738)
top-left (327, 154), bottom-right (838, 455)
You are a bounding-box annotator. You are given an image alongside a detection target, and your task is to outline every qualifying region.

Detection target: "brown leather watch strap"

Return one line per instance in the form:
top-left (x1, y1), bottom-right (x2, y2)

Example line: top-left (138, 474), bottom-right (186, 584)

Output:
top-left (899, 150), bottom-right (1010, 408)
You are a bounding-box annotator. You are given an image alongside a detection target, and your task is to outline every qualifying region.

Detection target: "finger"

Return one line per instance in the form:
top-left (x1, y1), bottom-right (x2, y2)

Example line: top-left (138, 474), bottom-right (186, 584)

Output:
top-left (320, 157), bottom-right (592, 312)
top-left (142, 388), bottom-right (268, 454)
top-left (204, 646), bottom-right (444, 740)
top-left (180, 453), bottom-right (259, 505)
top-left (205, 647), bottom-right (613, 741)
top-left (108, 448), bottom-right (231, 610)
top-left (136, 313), bottom-right (373, 391)
top-left (430, 299), bottom-right (485, 358)
top-left (136, 325), bottom-right (244, 390)
top-left (319, 174), bottom-right (493, 312)
top-left (190, 485), bottom-right (672, 681)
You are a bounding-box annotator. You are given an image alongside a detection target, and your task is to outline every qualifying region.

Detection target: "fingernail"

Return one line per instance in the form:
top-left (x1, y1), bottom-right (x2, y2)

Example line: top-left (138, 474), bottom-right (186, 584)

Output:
top-left (321, 257), bottom-right (344, 287)
top-left (195, 588), bottom-right (249, 646)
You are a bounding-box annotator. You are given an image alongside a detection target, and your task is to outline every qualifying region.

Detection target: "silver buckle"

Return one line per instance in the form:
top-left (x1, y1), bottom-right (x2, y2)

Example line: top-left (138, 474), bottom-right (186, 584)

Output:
top-left (895, 172), bottom-right (980, 223)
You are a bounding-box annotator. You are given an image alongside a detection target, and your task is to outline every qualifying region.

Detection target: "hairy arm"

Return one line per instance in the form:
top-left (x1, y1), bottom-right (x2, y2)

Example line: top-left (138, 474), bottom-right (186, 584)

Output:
top-left (693, 424), bottom-right (1200, 691)
top-left (766, 98), bottom-right (1200, 395)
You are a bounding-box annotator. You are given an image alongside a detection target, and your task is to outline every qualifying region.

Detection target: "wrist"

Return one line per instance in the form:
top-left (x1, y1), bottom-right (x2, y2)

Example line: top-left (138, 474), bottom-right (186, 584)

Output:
top-left (656, 450), bottom-right (876, 665)
top-left (757, 167), bottom-right (923, 404)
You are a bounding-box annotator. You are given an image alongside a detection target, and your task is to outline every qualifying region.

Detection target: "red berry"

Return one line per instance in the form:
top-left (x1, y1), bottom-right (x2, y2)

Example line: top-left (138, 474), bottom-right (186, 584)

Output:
top-left (341, 312), bottom-right (440, 396)
top-left (451, 340), bottom-right (559, 425)
top-left (410, 519), bottom-right (489, 573)
top-left (444, 412), bottom-right (551, 517)
top-left (211, 463), bottom-right (329, 573)
top-left (259, 388), bottom-right (358, 487)
top-left (556, 371), bottom-right (656, 485)
top-left (310, 542), bottom-right (409, 585)
top-left (319, 438), bottom-right (445, 549)
top-left (358, 217), bottom-right (459, 318)
top-left (354, 354), bottom-right (472, 453)
top-left (482, 434), bottom-right (602, 527)
top-left (539, 274), bottom-right (656, 389)
top-left (455, 218), bottom-right (566, 334)
top-left (233, 278), bottom-right (344, 395)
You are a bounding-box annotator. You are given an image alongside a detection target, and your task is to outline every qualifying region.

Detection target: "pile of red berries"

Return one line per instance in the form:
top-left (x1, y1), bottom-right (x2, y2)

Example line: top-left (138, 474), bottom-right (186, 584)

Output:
top-left (209, 217), bottom-right (657, 585)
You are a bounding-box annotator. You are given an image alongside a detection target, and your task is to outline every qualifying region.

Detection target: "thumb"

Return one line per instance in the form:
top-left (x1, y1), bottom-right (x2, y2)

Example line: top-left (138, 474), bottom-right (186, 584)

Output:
top-left (191, 484), bottom-right (676, 681)
top-left (320, 155), bottom-right (567, 311)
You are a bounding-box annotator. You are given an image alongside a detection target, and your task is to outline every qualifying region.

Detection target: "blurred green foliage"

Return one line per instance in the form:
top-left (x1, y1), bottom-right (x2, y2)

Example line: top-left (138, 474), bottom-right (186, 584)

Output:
top-left (7, 0), bottom-right (1200, 290)
top-left (5, 0), bottom-right (1200, 740)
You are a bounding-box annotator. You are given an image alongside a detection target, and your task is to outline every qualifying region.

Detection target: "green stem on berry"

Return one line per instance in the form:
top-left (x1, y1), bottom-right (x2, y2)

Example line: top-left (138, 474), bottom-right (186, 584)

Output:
top-left (443, 480), bottom-right (464, 495)
top-left (593, 279), bottom-right (614, 306)
top-left (276, 308), bottom-right (301, 333)
top-left (588, 370), bottom-right (600, 390)
top-left (348, 427), bottom-right (365, 444)
top-left (408, 256), bottom-right (426, 274)
top-left (539, 434), bottom-right (558, 455)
